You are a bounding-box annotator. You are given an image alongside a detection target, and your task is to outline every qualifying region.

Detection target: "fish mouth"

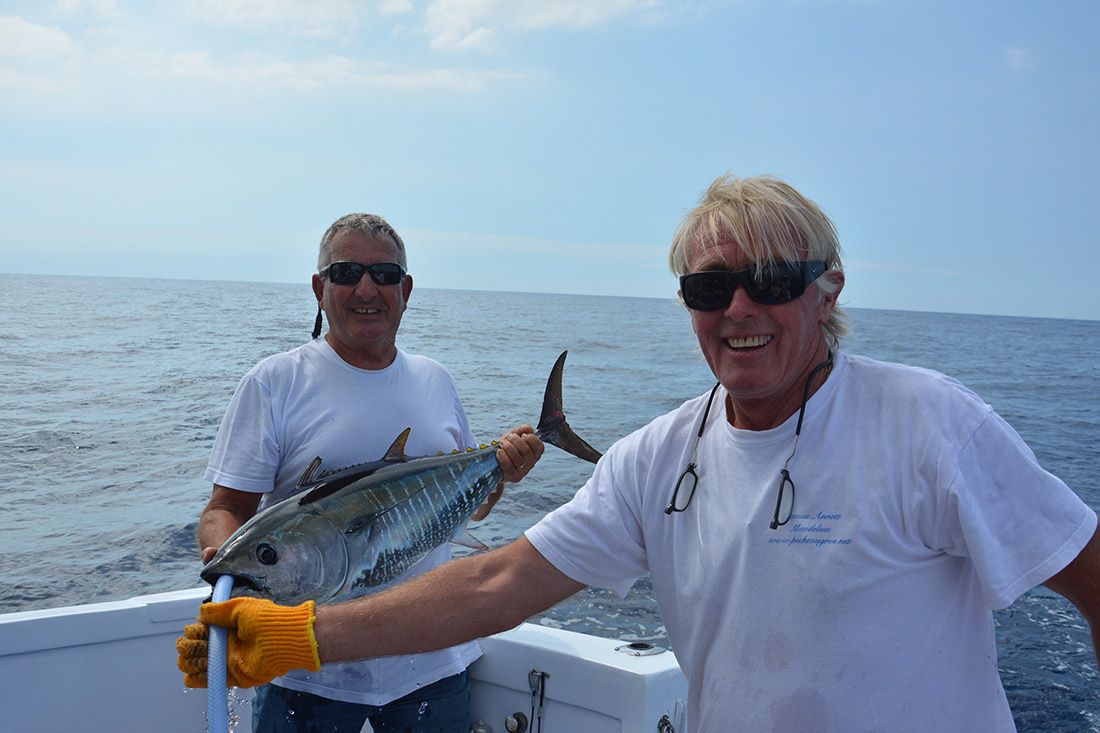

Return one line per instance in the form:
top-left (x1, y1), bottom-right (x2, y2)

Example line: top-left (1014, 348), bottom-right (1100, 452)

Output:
top-left (200, 566), bottom-right (265, 596)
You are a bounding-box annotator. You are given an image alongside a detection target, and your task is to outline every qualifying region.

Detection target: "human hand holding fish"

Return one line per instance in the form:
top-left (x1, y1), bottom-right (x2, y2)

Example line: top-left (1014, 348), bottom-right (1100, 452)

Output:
top-left (177, 597), bottom-right (320, 688)
top-left (471, 424), bottom-right (544, 521)
top-left (496, 423), bottom-right (543, 484)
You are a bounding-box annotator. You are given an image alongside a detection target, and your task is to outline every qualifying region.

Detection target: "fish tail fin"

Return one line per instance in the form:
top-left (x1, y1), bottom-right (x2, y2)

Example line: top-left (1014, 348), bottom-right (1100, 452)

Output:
top-left (535, 350), bottom-right (603, 464)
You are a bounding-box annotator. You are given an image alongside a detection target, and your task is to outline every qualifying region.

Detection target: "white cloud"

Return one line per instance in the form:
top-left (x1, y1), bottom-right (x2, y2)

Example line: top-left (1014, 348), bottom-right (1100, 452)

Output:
top-left (423, 0), bottom-right (660, 50)
top-left (378, 0), bottom-right (416, 15)
top-left (1, 0), bottom-right (654, 105)
top-left (427, 22), bottom-right (496, 52)
top-left (177, 0), bottom-right (661, 47)
top-left (429, 0), bottom-right (657, 31)
top-left (180, 0), bottom-right (399, 35)
top-left (0, 65), bottom-right (62, 91)
top-left (0, 11), bottom-right (520, 101)
top-left (56, 0), bottom-right (122, 17)
top-left (140, 50), bottom-right (519, 92)
top-left (1003, 47), bottom-right (1034, 71)
top-left (0, 16), bottom-right (74, 58)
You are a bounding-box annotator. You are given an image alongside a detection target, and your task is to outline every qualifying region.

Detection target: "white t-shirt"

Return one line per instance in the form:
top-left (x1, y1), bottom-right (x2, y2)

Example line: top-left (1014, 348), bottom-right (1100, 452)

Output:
top-left (526, 351), bottom-right (1096, 732)
top-left (205, 340), bottom-right (482, 705)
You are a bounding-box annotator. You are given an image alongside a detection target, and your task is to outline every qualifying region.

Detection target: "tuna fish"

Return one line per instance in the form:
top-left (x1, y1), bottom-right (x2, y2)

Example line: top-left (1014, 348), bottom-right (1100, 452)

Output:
top-left (200, 351), bottom-right (602, 606)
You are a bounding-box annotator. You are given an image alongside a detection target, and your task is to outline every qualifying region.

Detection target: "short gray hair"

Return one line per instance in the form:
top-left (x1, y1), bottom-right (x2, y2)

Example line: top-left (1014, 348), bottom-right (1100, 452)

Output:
top-left (669, 175), bottom-right (849, 347)
top-left (317, 213), bottom-right (407, 271)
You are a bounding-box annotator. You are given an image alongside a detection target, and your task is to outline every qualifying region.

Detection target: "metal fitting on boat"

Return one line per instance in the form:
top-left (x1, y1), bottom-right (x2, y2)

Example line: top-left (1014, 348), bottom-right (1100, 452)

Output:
top-left (504, 711), bottom-right (529, 732)
top-left (614, 641), bottom-right (667, 656)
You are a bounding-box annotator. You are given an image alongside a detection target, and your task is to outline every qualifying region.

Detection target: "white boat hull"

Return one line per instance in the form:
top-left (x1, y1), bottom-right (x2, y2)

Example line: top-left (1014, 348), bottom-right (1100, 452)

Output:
top-left (0, 588), bottom-right (687, 732)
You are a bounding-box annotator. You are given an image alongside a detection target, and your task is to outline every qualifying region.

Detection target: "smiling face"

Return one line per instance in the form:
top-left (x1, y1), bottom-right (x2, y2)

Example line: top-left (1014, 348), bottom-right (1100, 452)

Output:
top-left (312, 230), bottom-right (412, 370)
top-left (684, 236), bottom-right (843, 431)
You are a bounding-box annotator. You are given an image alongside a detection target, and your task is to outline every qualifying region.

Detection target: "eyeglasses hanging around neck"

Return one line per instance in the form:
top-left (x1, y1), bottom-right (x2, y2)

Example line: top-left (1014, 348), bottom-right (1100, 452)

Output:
top-left (665, 382), bottom-right (721, 514)
top-left (770, 353), bottom-right (832, 528)
top-left (665, 353), bottom-right (833, 526)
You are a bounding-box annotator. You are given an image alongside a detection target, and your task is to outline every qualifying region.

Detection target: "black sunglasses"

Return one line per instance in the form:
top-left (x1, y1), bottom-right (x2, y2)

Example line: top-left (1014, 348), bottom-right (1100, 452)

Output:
top-left (320, 261), bottom-right (406, 287)
top-left (679, 261), bottom-right (827, 310)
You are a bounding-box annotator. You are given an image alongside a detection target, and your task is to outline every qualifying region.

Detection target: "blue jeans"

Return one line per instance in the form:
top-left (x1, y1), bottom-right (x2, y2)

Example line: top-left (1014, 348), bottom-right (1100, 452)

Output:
top-left (251, 671), bottom-right (470, 733)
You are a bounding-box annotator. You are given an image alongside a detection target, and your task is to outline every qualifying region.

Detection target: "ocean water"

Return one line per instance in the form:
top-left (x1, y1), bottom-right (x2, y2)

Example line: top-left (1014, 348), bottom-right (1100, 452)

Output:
top-left (1, 273), bottom-right (1097, 730)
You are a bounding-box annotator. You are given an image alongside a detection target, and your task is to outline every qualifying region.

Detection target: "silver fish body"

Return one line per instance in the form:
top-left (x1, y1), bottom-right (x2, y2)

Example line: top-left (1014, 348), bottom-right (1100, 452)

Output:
top-left (201, 351), bottom-right (601, 606)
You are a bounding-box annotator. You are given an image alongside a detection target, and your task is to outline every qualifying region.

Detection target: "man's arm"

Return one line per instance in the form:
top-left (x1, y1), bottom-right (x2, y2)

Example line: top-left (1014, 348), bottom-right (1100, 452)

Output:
top-left (315, 535), bottom-right (586, 663)
top-left (1043, 518), bottom-right (1100, 668)
top-left (198, 484), bottom-right (263, 564)
top-left (178, 535), bottom-right (585, 687)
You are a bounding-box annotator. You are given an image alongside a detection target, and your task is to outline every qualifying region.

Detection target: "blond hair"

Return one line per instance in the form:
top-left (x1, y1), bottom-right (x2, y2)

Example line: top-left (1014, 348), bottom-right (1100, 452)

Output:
top-left (669, 175), bottom-right (848, 346)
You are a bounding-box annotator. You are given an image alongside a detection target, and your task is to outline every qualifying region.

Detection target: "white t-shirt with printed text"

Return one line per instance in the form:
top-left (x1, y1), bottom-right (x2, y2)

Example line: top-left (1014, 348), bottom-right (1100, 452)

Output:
top-left (527, 351), bottom-right (1096, 732)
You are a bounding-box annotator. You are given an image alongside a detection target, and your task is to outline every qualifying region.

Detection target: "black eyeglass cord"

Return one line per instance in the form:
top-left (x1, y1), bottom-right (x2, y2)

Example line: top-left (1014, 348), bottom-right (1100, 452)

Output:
top-left (664, 382), bottom-right (721, 514)
top-left (769, 352), bottom-right (833, 529)
top-left (311, 306), bottom-right (323, 340)
top-left (665, 352), bottom-right (834, 521)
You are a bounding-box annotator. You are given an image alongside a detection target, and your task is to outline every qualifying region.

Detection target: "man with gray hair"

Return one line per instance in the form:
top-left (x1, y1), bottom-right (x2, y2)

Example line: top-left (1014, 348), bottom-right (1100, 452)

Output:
top-left (183, 178), bottom-right (1099, 731)
top-left (195, 212), bottom-right (543, 732)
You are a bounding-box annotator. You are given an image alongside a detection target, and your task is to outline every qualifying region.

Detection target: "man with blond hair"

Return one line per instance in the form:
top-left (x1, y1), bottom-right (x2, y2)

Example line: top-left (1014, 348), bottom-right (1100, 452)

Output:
top-left (183, 178), bottom-right (1098, 731)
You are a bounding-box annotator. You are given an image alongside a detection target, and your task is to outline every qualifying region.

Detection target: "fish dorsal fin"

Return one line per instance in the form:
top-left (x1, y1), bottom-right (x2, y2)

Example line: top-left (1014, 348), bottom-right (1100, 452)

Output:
top-left (300, 430), bottom-right (414, 508)
top-left (295, 456), bottom-right (324, 489)
top-left (298, 429), bottom-right (416, 503)
top-left (383, 428), bottom-right (411, 462)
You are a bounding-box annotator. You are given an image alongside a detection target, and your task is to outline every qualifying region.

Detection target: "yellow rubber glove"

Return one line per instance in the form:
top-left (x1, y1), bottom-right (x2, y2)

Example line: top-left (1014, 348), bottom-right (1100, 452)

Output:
top-left (176, 597), bottom-right (320, 688)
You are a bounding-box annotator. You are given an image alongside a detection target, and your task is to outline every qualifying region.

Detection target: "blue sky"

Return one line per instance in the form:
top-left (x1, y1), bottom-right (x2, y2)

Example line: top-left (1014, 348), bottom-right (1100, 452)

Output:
top-left (2, 1), bottom-right (1098, 320)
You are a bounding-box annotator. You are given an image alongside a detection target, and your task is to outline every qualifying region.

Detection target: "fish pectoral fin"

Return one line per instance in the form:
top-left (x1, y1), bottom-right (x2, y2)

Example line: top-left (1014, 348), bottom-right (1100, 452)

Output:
top-left (450, 524), bottom-right (489, 551)
top-left (344, 511), bottom-right (387, 536)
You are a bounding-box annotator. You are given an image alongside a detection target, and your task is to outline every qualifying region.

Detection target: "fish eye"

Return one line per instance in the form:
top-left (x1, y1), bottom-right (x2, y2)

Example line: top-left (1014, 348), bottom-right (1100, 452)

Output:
top-left (256, 543), bottom-right (278, 565)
